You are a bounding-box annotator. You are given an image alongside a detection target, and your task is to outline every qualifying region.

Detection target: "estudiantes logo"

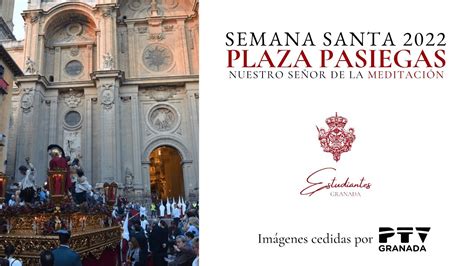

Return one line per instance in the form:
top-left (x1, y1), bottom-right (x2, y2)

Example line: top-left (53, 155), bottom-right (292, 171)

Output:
top-left (300, 113), bottom-right (371, 197)
top-left (379, 227), bottom-right (431, 252)
top-left (316, 113), bottom-right (355, 162)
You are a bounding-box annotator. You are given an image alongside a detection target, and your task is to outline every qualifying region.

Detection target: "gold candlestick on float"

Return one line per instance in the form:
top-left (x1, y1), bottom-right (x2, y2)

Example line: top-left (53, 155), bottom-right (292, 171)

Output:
top-left (0, 172), bottom-right (7, 204)
top-left (47, 170), bottom-right (67, 206)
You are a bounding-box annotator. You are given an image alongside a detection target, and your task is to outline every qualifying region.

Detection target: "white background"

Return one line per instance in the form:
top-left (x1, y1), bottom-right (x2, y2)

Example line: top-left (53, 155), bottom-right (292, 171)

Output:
top-left (200, 0), bottom-right (474, 265)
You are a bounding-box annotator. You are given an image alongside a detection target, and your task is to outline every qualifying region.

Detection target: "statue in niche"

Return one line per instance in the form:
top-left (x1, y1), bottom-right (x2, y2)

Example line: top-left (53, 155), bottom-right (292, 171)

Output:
top-left (25, 57), bottom-right (37, 74)
top-left (124, 168), bottom-right (134, 188)
top-left (103, 53), bottom-right (114, 70)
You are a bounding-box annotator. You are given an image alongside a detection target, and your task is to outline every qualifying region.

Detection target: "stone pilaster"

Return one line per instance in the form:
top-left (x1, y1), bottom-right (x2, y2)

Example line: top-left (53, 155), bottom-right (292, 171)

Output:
top-left (96, 4), bottom-right (118, 70)
top-left (185, 82), bottom-right (199, 181)
top-left (14, 75), bottom-right (48, 180)
top-left (182, 160), bottom-right (198, 201)
top-left (91, 70), bottom-right (123, 182)
top-left (129, 88), bottom-right (143, 189)
top-left (83, 88), bottom-right (96, 181)
top-left (126, 23), bottom-right (136, 77)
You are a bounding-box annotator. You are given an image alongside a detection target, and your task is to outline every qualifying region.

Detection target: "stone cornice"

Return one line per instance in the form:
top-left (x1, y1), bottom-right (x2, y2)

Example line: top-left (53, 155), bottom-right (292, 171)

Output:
top-left (0, 17), bottom-right (15, 41)
top-left (123, 75), bottom-right (199, 86)
top-left (0, 45), bottom-right (23, 76)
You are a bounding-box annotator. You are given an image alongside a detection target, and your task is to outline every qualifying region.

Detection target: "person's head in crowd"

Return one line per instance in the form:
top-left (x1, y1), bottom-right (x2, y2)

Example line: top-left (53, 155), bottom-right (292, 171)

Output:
top-left (171, 220), bottom-right (178, 227)
top-left (192, 237), bottom-right (199, 256)
top-left (18, 165), bottom-right (28, 175)
top-left (133, 220), bottom-right (141, 231)
top-left (40, 250), bottom-right (55, 266)
top-left (57, 230), bottom-right (71, 245)
top-left (76, 169), bottom-right (84, 178)
top-left (188, 217), bottom-right (199, 227)
top-left (140, 215), bottom-right (146, 221)
top-left (4, 244), bottom-right (16, 258)
top-left (185, 231), bottom-right (195, 241)
top-left (175, 235), bottom-right (187, 250)
top-left (159, 220), bottom-right (168, 229)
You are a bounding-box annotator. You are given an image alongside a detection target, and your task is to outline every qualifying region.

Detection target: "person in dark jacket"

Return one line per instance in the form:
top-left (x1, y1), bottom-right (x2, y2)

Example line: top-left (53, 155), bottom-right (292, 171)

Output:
top-left (40, 250), bottom-right (54, 266)
top-left (130, 221), bottom-right (148, 256)
top-left (168, 235), bottom-right (195, 266)
top-left (52, 230), bottom-right (81, 266)
top-left (149, 220), bottom-right (169, 266)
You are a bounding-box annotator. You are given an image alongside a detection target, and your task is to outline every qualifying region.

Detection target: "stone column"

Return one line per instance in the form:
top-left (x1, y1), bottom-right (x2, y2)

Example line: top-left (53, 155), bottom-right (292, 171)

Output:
top-left (129, 87), bottom-right (143, 189)
top-left (23, 12), bottom-right (41, 67)
top-left (14, 75), bottom-right (48, 179)
top-left (53, 47), bottom-right (61, 81)
top-left (96, 4), bottom-right (118, 70)
top-left (178, 19), bottom-right (191, 75)
top-left (91, 70), bottom-right (123, 182)
top-left (46, 90), bottom-right (58, 145)
top-left (5, 95), bottom-right (20, 177)
top-left (141, 162), bottom-right (150, 196)
top-left (181, 160), bottom-right (197, 201)
top-left (83, 88), bottom-right (96, 181)
top-left (126, 23), bottom-right (136, 77)
top-left (37, 34), bottom-right (45, 75)
top-left (185, 82), bottom-right (199, 179)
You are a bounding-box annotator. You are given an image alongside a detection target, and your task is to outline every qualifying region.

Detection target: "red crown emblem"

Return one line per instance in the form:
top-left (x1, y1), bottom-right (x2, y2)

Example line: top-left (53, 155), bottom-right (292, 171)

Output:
top-left (317, 113), bottom-right (355, 162)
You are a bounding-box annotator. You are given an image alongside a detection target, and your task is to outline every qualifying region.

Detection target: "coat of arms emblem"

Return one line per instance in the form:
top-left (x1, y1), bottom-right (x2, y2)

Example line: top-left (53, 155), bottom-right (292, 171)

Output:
top-left (317, 113), bottom-right (355, 162)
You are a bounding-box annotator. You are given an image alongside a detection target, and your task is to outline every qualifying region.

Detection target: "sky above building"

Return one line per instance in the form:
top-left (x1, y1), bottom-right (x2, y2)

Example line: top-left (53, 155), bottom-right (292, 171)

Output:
top-left (12, 1), bottom-right (28, 40)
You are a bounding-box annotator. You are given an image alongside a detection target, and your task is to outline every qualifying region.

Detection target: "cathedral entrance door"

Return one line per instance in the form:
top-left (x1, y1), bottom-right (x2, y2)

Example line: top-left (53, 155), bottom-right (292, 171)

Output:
top-left (149, 146), bottom-right (184, 201)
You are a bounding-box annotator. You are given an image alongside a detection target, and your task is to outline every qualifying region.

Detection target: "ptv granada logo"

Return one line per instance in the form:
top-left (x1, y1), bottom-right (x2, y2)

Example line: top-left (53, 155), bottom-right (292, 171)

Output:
top-left (300, 113), bottom-right (371, 197)
top-left (379, 227), bottom-right (431, 252)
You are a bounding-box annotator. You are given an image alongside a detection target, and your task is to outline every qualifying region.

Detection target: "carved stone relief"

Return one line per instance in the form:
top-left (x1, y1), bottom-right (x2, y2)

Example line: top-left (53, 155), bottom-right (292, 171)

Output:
top-left (139, 87), bottom-right (177, 102)
top-left (48, 22), bottom-right (94, 46)
top-left (100, 84), bottom-right (115, 110)
top-left (64, 130), bottom-right (81, 160)
top-left (60, 90), bottom-right (83, 108)
top-left (20, 88), bottom-right (34, 113)
top-left (147, 104), bottom-right (179, 132)
top-left (142, 44), bottom-right (173, 72)
top-left (149, 32), bottom-right (165, 41)
top-left (70, 46), bottom-right (80, 57)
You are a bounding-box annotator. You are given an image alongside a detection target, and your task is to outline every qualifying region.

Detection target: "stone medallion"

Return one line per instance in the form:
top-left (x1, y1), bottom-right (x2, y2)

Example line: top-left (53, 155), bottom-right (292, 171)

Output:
top-left (148, 105), bottom-right (178, 132)
top-left (65, 60), bottom-right (83, 76)
top-left (142, 44), bottom-right (173, 72)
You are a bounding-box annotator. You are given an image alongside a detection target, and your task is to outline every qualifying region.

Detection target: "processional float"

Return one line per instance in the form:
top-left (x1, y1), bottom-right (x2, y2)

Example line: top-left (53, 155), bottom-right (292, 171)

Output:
top-left (0, 145), bottom-right (121, 265)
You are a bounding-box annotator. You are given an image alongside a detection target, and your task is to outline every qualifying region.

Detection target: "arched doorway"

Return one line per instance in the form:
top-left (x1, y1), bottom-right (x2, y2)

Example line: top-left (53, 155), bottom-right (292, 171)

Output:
top-left (149, 146), bottom-right (184, 201)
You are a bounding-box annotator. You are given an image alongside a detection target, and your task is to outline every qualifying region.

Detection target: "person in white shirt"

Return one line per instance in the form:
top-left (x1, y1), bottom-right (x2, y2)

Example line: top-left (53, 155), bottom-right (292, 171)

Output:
top-left (5, 244), bottom-right (22, 266)
top-left (140, 215), bottom-right (149, 232)
top-left (18, 157), bottom-right (36, 203)
top-left (74, 169), bottom-right (91, 204)
top-left (139, 205), bottom-right (147, 217)
top-left (172, 204), bottom-right (181, 224)
top-left (8, 195), bottom-right (16, 207)
top-left (159, 201), bottom-right (165, 217)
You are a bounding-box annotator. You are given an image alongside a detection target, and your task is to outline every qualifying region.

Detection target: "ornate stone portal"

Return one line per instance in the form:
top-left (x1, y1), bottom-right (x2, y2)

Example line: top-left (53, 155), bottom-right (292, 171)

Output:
top-left (4, 0), bottom-right (199, 201)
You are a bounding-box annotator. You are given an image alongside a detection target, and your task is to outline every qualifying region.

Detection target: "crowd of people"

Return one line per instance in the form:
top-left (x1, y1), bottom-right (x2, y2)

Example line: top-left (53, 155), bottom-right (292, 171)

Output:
top-left (1, 155), bottom-right (200, 266)
top-left (118, 199), bottom-right (200, 266)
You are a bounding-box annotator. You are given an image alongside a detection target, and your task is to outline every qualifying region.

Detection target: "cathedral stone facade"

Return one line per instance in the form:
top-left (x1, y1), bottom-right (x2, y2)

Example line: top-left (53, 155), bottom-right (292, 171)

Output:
top-left (4, 0), bottom-right (199, 200)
